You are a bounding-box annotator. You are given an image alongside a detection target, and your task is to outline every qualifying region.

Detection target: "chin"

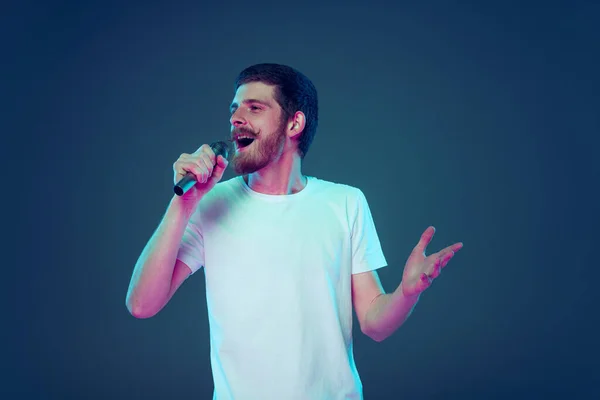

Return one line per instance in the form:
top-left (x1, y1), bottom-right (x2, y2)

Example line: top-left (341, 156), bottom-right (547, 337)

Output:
top-left (232, 141), bottom-right (281, 175)
top-left (232, 158), bottom-right (267, 175)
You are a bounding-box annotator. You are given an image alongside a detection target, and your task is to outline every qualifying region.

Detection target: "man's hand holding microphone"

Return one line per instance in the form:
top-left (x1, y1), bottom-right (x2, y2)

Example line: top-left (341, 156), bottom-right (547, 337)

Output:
top-left (172, 141), bottom-right (230, 212)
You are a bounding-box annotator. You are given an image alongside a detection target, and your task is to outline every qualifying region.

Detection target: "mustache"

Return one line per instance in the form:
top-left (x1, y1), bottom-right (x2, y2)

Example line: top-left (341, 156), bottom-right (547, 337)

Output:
top-left (231, 127), bottom-right (257, 138)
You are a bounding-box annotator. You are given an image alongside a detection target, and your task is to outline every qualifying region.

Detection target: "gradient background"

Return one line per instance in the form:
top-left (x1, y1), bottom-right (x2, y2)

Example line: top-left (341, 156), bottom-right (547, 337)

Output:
top-left (3, 1), bottom-right (599, 399)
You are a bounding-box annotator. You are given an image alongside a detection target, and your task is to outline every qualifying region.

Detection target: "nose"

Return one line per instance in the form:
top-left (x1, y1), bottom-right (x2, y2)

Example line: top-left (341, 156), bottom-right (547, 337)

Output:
top-left (230, 109), bottom-right (246, 128)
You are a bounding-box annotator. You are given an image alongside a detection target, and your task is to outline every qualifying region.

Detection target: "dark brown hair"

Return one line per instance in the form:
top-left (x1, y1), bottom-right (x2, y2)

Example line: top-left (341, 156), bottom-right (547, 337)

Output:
top-left (234, 63), bottom-right (319, 159)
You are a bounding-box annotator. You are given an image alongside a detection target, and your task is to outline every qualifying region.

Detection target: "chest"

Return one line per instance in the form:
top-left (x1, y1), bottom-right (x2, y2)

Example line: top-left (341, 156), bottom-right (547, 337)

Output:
top-left (203, 200), bottom-right (352, 281)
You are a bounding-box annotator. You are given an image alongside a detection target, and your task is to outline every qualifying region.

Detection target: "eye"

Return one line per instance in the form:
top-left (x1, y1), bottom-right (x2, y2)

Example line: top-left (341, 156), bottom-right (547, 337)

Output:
top-left (249, 105), bottom-right (262, 112)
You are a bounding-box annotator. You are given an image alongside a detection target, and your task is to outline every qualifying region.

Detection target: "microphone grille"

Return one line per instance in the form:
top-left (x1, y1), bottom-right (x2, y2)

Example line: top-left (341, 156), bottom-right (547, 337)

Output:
top-left (210, 141), bottom-right (231, 160)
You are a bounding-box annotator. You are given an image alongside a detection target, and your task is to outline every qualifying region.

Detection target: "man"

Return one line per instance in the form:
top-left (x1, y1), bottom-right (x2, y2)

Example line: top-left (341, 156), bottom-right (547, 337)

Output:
top-left (126, 63), bottom-right (463, 399)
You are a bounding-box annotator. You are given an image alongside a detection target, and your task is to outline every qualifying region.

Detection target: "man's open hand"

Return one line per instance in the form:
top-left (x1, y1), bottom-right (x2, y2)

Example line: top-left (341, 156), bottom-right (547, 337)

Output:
top-left (399, 226), bottom-right (463, 297)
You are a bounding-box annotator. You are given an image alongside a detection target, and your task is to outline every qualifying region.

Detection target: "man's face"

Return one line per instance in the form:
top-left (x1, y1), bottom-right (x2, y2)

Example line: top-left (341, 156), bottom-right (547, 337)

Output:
top-left (229, 82), bottom-right (288, 175)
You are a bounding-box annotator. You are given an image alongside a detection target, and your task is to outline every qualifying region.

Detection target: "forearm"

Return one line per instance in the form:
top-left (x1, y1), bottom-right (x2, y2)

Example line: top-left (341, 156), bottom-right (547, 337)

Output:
top-left (125, 196), bottom-right (196, 317)
top-left (363, 286), bottom-right (420, 342)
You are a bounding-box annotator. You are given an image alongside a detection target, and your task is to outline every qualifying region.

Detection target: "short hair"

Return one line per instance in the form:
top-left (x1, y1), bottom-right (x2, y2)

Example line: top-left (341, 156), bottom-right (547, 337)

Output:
top-left (234, 63), bottom-right (319, 159)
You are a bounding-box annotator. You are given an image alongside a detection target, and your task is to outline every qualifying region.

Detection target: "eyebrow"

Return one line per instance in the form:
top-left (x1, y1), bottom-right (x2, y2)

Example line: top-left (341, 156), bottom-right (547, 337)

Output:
top-left (229, 99), bottom-right (272, 112)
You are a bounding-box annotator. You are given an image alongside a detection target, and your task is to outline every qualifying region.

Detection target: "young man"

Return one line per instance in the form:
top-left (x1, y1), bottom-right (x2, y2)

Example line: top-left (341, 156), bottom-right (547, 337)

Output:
top-left (126, 63), bottom-right (463, 399)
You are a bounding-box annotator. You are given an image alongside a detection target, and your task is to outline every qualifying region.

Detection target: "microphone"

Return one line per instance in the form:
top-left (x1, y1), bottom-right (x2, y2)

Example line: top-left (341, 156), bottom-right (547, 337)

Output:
top-left (173, 141), bottom-right (231, 196)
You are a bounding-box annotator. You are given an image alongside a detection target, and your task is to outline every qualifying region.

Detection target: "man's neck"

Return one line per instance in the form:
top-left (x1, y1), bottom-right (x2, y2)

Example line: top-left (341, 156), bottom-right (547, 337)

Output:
top-left (245, 153), bottom-right (306, 195)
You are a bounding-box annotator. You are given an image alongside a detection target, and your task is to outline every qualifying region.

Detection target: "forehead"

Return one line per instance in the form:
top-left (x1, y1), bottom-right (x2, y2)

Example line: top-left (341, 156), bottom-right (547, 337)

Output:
top-left (232, 81), bottom-right (277, 103)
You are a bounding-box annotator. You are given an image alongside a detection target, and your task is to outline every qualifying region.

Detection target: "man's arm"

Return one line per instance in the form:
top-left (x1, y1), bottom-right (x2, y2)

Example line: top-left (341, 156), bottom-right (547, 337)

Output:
top-left (125, 145), bottom-right (229, 319)
top-left (125, 196), bottom-right (194, 319)
top-left (352, 270), bottom-right (420, 342)
top-left (352, 227), bottom-right (463, 342)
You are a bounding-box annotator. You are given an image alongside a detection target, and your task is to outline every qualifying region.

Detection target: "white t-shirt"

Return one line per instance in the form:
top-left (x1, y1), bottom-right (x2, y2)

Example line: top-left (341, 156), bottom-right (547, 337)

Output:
top-left (177, 175), bottom-right (387, 400)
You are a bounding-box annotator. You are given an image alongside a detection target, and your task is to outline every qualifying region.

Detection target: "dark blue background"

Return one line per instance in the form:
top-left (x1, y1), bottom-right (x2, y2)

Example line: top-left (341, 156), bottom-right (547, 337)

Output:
top-left (4, 1), bottom-right (599, 398)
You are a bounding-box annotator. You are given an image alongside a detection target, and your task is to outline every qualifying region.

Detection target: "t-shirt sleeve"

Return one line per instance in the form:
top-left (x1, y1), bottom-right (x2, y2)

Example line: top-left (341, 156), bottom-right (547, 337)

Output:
top-left (176, 211), bottom-right (205, 275)
top-left (350, 188), bottom-right (388, 274)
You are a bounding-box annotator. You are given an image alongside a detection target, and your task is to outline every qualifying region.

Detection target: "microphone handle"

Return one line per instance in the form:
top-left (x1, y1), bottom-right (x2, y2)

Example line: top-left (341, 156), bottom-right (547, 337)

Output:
top-left (173, 173), bottom-right (197, 196)
top-left (173, 141), bottom-right (230, 196)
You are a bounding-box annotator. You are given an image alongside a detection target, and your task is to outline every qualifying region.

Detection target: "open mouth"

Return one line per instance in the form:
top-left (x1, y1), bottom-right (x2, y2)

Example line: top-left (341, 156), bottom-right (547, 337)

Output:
top-left (236, 137), bottom-right (255, 149)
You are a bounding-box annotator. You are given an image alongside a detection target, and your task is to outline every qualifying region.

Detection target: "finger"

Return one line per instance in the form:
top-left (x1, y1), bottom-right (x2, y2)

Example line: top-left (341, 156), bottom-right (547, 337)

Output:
top-left (216, 154), bottom-right (228, 168)
top-left (174, 153), bottom-right (213, 184)
top-left (419, 272), bottom-right (433, 290)
top-left (208, 155), bottom-right (229, 183)
top-left (198, 154), bottom-right (214, 182)
top-left (192, 143), bottom-right (212, 156)
top-left (428, 257), bottom-right (443, 279)
top-left (451, 242), bottom-right (464, 253)
top-left (173, 155), bottom-right (193, 178)
top-left (432, 242), bottom-right (462, 261)
top-left (414, 226), bottom-right (436, 254)
top-left (438, 242), bottom-right (462, 255)
top-left (179, 157), bottom-right (206, 184)
top-left (193, 144), bottom-right (217, 169)
top-left (204, 146), bottom-right (216, 165)
top-left (177, 161), bottom-right (206, 183)
top-left (434, 247), bottom-right (453, 260)
top-left (439, 243), bottom-right (463, 268)
top-left (428, 249), bottom-right (453, 270)
top-left (436, 242), bottom-right (462, 254)
top-left (440, 251), bottom-right (454, 269)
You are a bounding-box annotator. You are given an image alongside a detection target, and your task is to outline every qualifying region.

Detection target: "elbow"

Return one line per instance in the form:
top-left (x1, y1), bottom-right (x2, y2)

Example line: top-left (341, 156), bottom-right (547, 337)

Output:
top-left (127, 303), bottom-right (157, 319)
top-left (128, 305), bottom-right (155, 319)
top-left (361, 322), bottom-right (389, 342)
top-left (369, 333), bottom-right (387, 342)
top-left (126, 294), bottom-right (158, 319)
top-left (365, 330), bottom-right (388, 343)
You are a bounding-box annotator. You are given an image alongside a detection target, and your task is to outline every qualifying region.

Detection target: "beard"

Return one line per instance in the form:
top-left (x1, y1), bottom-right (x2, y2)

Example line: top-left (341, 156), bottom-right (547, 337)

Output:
top-left (231, 123), bottom-right (287, 175)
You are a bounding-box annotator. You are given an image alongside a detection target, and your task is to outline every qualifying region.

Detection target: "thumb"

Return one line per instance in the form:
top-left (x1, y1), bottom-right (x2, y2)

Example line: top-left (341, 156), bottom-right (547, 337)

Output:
top-left (208, 155), bottom-right (229, 183)
top-left (413, 226), bottom-right (436, 254)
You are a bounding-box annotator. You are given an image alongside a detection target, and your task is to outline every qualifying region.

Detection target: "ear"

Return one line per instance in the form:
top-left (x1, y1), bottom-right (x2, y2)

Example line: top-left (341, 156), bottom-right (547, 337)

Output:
top-left (286, 111), bottom-right (306, 139)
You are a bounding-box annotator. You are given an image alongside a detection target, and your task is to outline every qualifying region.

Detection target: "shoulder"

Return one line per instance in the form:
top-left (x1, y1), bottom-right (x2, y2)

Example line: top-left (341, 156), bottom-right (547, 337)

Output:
top-left (189, 176), bottom-right (243, 220)
top-left (307, 176), bottom-right (366, 202)
top-left (305, 177), bottom-right (371, 217)
top-left (203, 176), bottom-right (243, 201)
